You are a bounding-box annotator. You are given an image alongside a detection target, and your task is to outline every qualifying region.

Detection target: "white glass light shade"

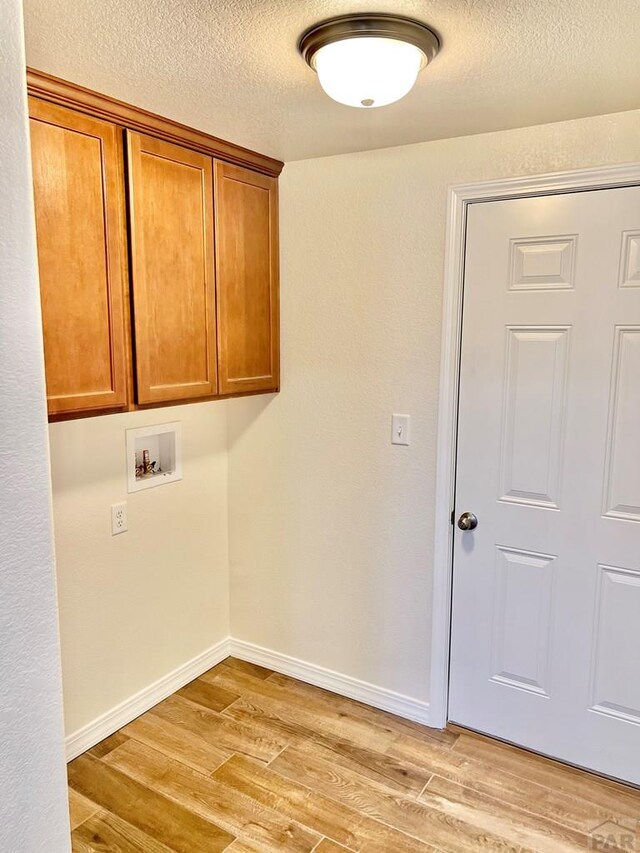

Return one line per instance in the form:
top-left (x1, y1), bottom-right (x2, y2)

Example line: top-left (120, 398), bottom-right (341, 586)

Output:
top-left (313, 37), bottom-right (424, 108)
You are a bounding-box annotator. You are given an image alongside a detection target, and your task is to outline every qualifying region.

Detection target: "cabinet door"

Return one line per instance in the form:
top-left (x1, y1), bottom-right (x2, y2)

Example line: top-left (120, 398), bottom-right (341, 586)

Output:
top-left (127, 132), bottom-right (217, 404)
top-left (214, 162), bottom-right (279, 395)
top-left (29, 98), bottom-right (129, 415)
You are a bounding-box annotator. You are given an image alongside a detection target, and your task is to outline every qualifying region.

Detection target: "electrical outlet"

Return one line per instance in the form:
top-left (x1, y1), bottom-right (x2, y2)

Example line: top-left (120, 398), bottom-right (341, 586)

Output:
top-left (111, 502), bottom-right (128, 535)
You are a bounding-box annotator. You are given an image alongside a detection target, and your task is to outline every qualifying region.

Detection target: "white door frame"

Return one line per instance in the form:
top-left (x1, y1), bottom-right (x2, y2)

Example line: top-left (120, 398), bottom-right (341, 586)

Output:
top-left (429, 161), bottom-right (640, 729)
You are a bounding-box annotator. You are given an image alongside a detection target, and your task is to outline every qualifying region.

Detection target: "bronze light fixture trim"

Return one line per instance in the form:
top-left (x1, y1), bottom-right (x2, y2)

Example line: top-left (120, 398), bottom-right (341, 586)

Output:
top-left (298, 13), bottom-right (440, 108)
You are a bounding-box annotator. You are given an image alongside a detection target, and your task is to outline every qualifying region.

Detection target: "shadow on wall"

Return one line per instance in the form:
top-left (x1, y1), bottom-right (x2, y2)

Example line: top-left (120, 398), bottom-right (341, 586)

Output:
top-left (226, 393), bottom-right (276, 449)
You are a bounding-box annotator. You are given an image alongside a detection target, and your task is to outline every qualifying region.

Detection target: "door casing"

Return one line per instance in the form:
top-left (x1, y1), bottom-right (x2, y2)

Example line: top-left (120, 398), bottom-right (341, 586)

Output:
top-left (430, 162), bottom-right (640, 729)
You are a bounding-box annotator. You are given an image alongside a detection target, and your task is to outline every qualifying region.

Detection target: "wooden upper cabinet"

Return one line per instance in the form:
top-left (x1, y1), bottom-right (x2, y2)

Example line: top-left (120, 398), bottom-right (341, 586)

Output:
top-left (29, 98), bottom-right (130, 415)
top-left (214, 162), bottom-right (280, 395)
top-left (27, 71), bottom-right (283, 419)
top-left (127, 131), bottom-right (217, 404)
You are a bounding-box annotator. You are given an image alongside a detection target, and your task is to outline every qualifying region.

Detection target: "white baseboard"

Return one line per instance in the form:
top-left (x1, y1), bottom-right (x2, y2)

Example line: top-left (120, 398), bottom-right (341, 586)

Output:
top-left (229, 638), bottom-right (431, 726)
top-left (65, 637), bottom-right (231, 760)
top-left (65, 636), bottom-right (432, 760)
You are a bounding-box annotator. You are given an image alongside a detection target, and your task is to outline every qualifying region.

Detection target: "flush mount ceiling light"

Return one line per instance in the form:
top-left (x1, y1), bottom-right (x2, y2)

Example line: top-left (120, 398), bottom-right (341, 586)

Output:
top-left (298, 13), bottom-right (440, 109)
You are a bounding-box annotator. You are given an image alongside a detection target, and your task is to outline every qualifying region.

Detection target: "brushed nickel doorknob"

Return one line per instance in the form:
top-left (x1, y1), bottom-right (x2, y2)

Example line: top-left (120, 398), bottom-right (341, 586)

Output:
top-left (457, 512), bottom-right (478, 531)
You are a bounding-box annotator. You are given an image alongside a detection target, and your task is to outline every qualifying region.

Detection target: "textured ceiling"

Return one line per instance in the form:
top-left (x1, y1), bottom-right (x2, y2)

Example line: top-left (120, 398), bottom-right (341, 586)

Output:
top-left (24, 0), bottom-right (640, 162)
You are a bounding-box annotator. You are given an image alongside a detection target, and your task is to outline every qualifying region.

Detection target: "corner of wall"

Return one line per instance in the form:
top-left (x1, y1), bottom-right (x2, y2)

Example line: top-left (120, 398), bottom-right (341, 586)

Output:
top-left (0, 1), bottom-right (70, 847)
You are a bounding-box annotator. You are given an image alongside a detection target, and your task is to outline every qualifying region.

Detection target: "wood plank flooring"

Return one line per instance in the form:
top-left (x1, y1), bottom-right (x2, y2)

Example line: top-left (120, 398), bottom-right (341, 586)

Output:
top-left (68, 658), bottom-right (640, 852)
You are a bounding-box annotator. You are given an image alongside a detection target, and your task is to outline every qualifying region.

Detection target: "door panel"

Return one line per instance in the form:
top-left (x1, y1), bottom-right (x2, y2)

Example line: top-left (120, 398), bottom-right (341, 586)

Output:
top-left (590, 564), bottom-right (640, 724)
top-left (29, 98), bottom-right (129, 414)
top-left (490, 546), bottom-right (556, 697)
top-left (127, 132), bottom-right (217, 403)
top-left (619, 231), bottom-right (640, 288)
top-left (214, 162), bottom-right (279, 395)
top-left (509, 235), bottom-right (577, 291)
top-left (499, 326), bottom-right (570, 508)
top-left (603, 327), bottom-right (640, 520)
top-left (450, 186), bottom-right (640, 784)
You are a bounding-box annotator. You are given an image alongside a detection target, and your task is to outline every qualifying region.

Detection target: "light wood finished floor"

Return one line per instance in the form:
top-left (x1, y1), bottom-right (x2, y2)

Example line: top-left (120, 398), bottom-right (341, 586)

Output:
top-left (68, 658), bottom-right (640, 852)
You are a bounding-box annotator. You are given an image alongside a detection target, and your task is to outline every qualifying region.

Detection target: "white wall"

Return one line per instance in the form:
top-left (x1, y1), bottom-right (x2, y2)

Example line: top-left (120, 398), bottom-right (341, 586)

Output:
top-left (228, 108), bottom-right (640, 708)
top-left (0, 1), bottom-right (70, 849)
top-left (50, 402), bottom-right (230, 736)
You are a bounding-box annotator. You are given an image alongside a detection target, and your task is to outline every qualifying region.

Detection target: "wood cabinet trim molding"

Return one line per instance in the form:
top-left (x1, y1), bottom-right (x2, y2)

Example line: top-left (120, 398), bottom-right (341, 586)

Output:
top-left (27, 68), bottom-right (284, 178)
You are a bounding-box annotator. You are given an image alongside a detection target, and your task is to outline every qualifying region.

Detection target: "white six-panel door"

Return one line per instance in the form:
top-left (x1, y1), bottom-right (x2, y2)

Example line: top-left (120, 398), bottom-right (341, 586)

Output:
top-left (449, 186), bottom-right (640, 784)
